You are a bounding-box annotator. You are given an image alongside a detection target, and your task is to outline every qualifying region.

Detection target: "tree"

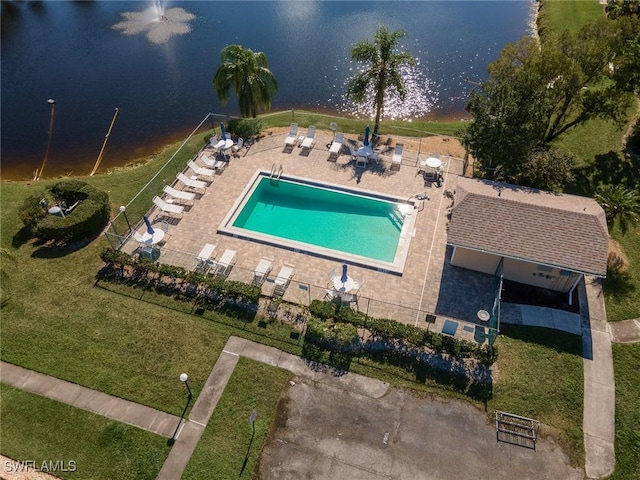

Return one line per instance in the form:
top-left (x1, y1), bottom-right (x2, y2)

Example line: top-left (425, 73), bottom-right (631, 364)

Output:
top-left (213, 45), bottom-right (278, 118)
top-left (595, 184), bottom-right (640, 233)
top-left (347, 26), bottom-right (416, 137)
top-left (462, 18), bottom-right (635, 188)
top-left (605, 0), bottom-right (640, 19)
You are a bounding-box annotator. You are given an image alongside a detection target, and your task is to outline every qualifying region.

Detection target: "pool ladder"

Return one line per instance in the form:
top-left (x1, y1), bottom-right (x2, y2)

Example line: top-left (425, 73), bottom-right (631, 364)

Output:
top-left (270, 163), bottom-right (283, 186)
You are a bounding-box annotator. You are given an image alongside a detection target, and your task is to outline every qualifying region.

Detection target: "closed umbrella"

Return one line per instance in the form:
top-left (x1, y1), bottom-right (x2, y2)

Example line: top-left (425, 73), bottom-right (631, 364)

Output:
top-left (220, 122), bottom-right (227, 141)
top-left (341, 263), bottom-right (348, 283)
top-left (364, 125), bottom-right (370, 147)
top-left (143, 215), bottom-right (154, 235)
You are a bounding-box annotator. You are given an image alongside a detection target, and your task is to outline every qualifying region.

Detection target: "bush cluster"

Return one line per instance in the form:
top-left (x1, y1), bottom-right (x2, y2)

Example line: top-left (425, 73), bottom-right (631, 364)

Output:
top-left (307, 300), bottom-right (497, 364)
top-left (225, 118), bottom-right (263, 142)
top-left (19, 180), bottom-right (110, 243)
top-left (99, 248), bottom-right (261, 306)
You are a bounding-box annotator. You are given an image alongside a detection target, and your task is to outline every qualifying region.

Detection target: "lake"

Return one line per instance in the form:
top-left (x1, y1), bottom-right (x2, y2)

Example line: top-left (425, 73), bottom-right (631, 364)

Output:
top-left (0, 0), bottom-right (533, 180)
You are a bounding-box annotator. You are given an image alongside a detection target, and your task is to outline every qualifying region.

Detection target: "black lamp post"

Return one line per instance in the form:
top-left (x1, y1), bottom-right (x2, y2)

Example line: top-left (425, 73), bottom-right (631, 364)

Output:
top-left (168, 373), bottom-right (193, 446)
top-left (119, 205), bottom-right (132, 233)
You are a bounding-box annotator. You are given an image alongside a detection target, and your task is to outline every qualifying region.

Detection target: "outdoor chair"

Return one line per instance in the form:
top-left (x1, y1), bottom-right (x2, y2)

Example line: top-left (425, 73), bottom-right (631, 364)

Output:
top-left (252, 256), bottom-right (273, 286)
top-left (152, 195), bottom-right (184, 219)
top-left (328, 132), bottom-right (343, 161)
top-left (187, 160), bottom-right (215, 180)
top-left (284, 123), bottom-right (298, 151)
top-left (163, 185), bottom-right (196, 205)
top-left (232, 138), bottom-right (244, 156)
top-left (300, 126), bottom-right (316, 152)
top-left (195, 243), bottom-right (217, 272)
top-left (273, 263), bottom-right (295, 297)
top-left (177, 172), bottom-right (207, 194)
top-left (391, 143), bottom-right (404, 170)
top-left (356, 154), bottom-right (367, 168)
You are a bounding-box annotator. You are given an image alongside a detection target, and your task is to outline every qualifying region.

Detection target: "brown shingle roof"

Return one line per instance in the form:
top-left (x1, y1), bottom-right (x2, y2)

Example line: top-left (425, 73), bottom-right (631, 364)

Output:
top-left (447, 178), bottom-right (609, 276)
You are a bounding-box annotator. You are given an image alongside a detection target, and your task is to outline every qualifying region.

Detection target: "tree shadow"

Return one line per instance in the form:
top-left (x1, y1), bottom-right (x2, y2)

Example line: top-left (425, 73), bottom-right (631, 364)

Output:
top-left (602, 267), bottom-right (636, 300)
top-left (29, 232), bottom-right (102, 259)
top-left (568, 150), bottom-right (639, 197)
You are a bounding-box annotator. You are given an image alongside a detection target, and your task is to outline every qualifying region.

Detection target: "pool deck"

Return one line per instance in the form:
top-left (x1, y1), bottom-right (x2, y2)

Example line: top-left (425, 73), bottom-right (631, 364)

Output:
top-left (127, 130), bottom-right (494, 342)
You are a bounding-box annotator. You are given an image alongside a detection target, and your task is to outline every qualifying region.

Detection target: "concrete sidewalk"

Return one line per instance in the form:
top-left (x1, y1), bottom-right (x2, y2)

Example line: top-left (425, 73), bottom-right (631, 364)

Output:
top-left (580, 277), bottom-right (616, 479)
top-left (608, 318), bottom-right (640, 343)
top-left (0, 362), bottom-right (180, 437)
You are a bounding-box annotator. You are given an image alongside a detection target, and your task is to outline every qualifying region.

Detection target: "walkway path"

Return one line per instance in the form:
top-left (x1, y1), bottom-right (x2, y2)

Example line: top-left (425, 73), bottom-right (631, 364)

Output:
top-left (580, 277), bottom-right (615, 480)
top-left (0, 362), bottom-right (180, 438)
top-left (608, 317), bottom-right (640, 343)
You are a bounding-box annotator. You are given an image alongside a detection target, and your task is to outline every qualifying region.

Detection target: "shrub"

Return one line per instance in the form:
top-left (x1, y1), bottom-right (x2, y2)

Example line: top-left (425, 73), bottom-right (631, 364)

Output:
top-left (226, 118), bottom-right (263, 142)
top-left (309, 299), bottom-right (337, 320)
top-left (21, 180), bottom-right (110, 243)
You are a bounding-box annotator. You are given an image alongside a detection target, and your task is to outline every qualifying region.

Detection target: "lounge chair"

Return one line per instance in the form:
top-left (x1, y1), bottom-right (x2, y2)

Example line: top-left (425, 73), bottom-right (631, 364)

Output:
top-left (195, 243), bottom-right (217, 271)
top-left (252, 256), bottom-right (273, 286)
top-left (284, 123), bottom-right (298, 151)
top-left (152, 196), bottom-right (184, 218)
top-left (199, 152), bottom-right (218, 168)
top-left (273, 263), bottom-right (295, 297)
top-left (212, 249), bottom-right (237, 278)
top-left (391, 143), bottom-right (404, 170)
top-left (328, 132), bottom-right (343, 161)
top-left (300, 126), bottom-right (316, 152)
top-left (163, 185), bottom-right (196, 205)
top-left (177, 172), bottom-right (207, 194)
top-left (187, 160), bottom-right (215, 180)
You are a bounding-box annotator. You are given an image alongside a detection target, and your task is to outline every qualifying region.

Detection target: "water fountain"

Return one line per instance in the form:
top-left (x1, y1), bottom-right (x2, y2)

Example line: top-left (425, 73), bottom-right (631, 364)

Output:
top-left (111, 1), bottom-right (195, 45)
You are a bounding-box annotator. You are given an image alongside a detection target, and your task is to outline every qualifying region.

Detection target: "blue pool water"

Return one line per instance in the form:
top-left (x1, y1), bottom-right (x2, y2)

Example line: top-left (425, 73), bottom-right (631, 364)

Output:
top-left (232, 178), bottom-right (406, 262)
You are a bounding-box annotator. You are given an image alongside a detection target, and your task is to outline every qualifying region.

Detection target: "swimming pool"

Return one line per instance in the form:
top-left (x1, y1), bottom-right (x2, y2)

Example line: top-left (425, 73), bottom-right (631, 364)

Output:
top-left (218, 171), bottom-right (418, 273)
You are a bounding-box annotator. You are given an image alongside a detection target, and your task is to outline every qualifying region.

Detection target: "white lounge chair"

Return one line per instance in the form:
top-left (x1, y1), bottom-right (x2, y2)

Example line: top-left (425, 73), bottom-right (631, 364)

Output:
top-left (273, 263), bottom-right (295, 297)
top-left (212, 249), bottom-right (237, 277)
top-left (391, 143), bottom-right (404, 170)
top-left (177, 172), bottom-right (207, 193)
top-left (195, 243), bottom-right (217, 271)
top-left (328, 132), bottom-right (343, 161)
top-left (187, 160), bottom-right (215, 180)
top-left (284, 123), bottom-right (298, 150)
top-left (152, 196), bottom-right (184, 218)
top-left (252, 257), bottom-right (273, 286)
top-left (300, 126), bottom-right (316, 152)
top-left (163, 185), bottom-right (196, 205)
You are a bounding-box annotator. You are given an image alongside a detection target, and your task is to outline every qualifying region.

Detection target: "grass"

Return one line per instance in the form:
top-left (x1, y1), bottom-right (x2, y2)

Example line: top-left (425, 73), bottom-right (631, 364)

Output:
top-left (182, 358), bottom-right (291, 479)
top-left (609, 344), bottom-right (640, 480)
top-left (488, 325), bottom-right (585, 465)
top-left (0, 385), bottom-right (170, 479)
top-left (537, 0), bottom-right (604, 40)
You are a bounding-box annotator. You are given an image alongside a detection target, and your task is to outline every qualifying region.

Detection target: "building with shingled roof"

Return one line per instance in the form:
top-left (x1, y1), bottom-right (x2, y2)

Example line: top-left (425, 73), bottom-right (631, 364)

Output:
top-left (447, 177), bottom-right (609, 299)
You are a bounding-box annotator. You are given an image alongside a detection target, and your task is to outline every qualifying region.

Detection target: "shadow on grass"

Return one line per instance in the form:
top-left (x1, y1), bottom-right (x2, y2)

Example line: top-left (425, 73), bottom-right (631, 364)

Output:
top-left (499, 324), bottom-right (583, 356)
top-left (602, 267), bottom-right (636, 300)
top-left (568, 150), bottom-right (639, 197)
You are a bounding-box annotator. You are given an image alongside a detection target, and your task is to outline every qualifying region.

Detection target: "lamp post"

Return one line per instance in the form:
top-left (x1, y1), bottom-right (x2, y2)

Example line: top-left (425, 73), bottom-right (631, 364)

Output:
top-left (119, 206), bottom-right (132, 233)
top-left (34, 98), bottom-right (56, 181)
top-left (168, 373), bottom-right (193, 446)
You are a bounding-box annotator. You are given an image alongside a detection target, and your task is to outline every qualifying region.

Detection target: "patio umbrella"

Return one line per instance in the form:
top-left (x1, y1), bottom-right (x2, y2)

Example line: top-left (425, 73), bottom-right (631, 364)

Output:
top-left (341, 263), bottom-right (348, 283)
top-left (220, 122), bottom-right (227, 141)
top-left (364, 125), bottom-right (370, 147)
top-left (143, 215), bottom-right (154, 235)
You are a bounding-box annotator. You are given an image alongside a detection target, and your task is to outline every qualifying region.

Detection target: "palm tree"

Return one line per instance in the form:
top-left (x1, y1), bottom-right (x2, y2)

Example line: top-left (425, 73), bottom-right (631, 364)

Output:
top-left (595, 184), bottom-right (640, 234)
top-left (347, 25), bottom-right (416, 137)
top-left (213, 45), bottom-right (278, 118)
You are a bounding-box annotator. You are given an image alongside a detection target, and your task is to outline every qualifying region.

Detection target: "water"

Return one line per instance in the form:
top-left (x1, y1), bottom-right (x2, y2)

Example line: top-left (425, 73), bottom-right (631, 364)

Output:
top-left (1, 1), bottom-right (533, 180)
top-left (233, 177), bottom-right (403, 262)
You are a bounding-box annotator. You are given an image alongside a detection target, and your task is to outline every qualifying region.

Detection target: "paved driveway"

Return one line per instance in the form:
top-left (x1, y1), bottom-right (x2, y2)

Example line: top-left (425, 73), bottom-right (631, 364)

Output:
top-left (257, 377), bottom-right (582, 480)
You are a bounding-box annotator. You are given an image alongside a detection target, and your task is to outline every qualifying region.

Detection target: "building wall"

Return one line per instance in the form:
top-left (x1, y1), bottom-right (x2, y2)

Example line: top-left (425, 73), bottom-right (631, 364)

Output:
top-left (451, 247), bottom-right (580, 292)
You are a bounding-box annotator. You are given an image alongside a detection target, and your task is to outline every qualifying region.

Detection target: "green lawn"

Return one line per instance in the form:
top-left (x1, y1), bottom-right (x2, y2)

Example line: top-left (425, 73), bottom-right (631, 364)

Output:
top-left (609, 344), bottom-right (640, 480)
top-left (538, 0), bottom-right (604, 40)
top-left (182, 358), bottom-right (291, 479)
top-left (489, 325), bottom-right (585, 465)
top-left (0, 385), bottom-right (170, 479)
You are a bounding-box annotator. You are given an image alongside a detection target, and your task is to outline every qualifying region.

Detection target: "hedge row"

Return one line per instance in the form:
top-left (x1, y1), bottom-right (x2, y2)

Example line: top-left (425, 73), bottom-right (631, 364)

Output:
top-left (308, 300), bottom-right (497, 364)
top-left (99, 248), bottom-right (261, 306)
